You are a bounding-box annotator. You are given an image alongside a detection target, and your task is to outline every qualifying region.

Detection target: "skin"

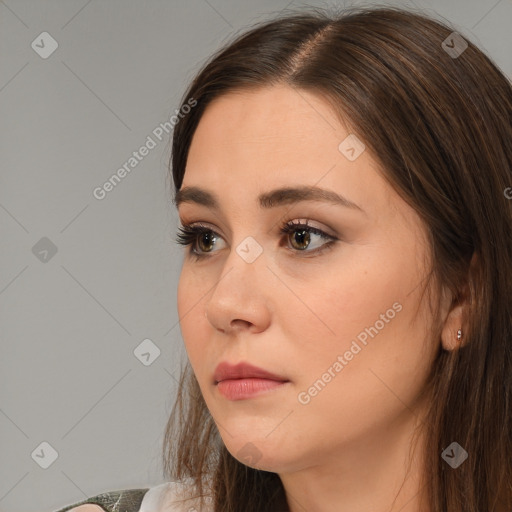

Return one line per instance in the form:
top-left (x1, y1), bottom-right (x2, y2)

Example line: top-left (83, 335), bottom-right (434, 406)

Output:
top-left (176, 84), bottom-right (464, 512)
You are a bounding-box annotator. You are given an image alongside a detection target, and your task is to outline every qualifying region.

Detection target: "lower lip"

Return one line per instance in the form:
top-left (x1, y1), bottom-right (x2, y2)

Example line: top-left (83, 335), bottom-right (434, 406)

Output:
top-left (216, 378), bottom-right (288, 400)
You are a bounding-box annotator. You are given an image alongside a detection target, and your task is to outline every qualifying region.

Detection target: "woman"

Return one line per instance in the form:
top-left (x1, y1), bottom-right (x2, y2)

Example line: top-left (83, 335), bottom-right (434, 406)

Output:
top-left (57, 4), bottom-right (512, 512)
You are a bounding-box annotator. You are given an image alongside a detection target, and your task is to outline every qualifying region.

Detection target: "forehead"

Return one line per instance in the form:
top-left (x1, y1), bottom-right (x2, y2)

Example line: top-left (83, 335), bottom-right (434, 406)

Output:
top-left (184, 85), bottom-right (362, 189)
top-left (188, 85), bottom-right (347, 151)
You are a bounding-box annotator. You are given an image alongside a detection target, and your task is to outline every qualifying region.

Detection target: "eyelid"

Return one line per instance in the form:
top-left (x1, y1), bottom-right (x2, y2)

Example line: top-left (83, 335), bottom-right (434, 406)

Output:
top-left (178, 218), bottom-right (336, 239)
top-left (282, 218), bottom-right (337, 238)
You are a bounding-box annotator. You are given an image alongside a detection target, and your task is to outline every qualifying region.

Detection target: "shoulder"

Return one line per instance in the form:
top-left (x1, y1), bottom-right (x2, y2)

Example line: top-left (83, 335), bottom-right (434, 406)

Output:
top-left (54, 479), bottom-right (214, 512)
top-left (142, 480), bottom-right (214, 511)
top-left (54, 487), bottom-right (149, 512)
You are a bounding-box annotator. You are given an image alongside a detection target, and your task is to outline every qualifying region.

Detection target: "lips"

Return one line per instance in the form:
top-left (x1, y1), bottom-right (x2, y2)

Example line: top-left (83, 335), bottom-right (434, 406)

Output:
top-left (213, 361), bottom-right (289, 384)
top-left (213, 362), bottom-right (290, 401)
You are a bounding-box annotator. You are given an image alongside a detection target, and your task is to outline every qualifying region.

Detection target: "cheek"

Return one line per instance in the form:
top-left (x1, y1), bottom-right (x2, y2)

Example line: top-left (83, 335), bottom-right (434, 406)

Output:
top-left (297, 254), bottom-right (403, 345)
top-left (290, 243), bottom-right (432, 390)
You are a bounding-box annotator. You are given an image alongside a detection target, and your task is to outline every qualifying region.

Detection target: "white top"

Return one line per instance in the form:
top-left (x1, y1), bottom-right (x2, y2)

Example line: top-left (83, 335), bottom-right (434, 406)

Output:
top-left (139, 480), bottom-right (214, 512)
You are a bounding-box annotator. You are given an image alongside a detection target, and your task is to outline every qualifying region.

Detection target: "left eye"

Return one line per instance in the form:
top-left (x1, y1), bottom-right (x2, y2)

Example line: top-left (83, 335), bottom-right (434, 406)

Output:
top-left (175, 220), bottom-right (338, 258)
top-left (279, 220), bottom-right (337, 253)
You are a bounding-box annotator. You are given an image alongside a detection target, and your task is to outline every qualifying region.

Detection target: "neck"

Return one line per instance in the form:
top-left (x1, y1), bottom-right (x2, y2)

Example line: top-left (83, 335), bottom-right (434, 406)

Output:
top-left (279, 405), bottom-right (429, 512)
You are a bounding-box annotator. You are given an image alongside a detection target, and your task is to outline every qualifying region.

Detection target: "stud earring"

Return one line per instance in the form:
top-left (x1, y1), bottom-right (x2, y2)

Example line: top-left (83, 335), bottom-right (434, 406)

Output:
top-left (457, 328), bottom-right (462, 341)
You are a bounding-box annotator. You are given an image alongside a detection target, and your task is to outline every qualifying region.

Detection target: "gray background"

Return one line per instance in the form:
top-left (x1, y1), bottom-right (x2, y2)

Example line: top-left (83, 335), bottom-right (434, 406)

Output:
top-left (0, 1), bottom-right (510, 511)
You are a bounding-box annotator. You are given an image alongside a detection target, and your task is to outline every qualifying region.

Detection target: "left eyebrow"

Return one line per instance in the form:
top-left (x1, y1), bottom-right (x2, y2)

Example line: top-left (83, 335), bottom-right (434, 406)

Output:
top-left (173, 185), bottom-right (365, 214)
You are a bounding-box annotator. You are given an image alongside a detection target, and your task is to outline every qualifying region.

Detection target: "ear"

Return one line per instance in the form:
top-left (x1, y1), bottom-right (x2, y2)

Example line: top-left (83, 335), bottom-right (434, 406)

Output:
top-left (440, 252), bottom-right (477, 351)
top-left (440, 300), bottom-right (465, 351)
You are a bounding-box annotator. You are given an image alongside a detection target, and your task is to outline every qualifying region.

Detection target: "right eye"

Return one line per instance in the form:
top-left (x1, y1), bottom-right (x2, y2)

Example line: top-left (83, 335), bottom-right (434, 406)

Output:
top-left (175, 223), bottom-right (226, 259)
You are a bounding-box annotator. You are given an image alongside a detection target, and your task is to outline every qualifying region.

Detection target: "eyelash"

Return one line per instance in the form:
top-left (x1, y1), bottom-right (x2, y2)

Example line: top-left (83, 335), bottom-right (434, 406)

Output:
top-left (174, 220), bottom-right (338, 260)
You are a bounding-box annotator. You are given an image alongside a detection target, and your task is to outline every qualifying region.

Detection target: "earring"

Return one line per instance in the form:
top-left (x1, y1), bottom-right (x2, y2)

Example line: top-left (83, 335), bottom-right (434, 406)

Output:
top-left (457, 328), bottom-right (462, 341)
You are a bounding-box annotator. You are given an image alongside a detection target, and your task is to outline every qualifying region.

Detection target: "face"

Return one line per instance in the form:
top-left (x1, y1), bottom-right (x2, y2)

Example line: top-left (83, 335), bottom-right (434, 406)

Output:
top-left (176, 84), bottom-right (439, 474)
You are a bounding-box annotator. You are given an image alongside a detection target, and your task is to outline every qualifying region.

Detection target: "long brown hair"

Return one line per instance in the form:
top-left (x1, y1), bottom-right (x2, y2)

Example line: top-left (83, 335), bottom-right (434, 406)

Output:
top-left (162, 5), bottom-right (512, 511)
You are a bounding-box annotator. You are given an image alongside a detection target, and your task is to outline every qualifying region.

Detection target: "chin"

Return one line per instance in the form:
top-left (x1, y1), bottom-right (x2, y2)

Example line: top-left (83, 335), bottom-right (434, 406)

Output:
top-left (222, 435), bottom-right (301, 473)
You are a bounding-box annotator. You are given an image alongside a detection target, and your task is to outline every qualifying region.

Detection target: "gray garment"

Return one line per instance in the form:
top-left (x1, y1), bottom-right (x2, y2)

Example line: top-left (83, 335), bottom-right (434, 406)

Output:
top-left (54, 488), bottom-right (149, 512)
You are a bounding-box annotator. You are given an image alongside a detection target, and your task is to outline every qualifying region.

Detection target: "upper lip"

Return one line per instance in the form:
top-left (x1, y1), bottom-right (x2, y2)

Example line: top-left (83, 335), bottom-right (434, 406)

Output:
top-left (213, 362), bottom-right (289, 384)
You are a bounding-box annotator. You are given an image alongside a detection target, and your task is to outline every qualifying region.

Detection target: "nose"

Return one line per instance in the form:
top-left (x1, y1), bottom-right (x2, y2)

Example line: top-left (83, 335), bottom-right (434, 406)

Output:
top-left (204, 242), bottom-right (271, 335)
